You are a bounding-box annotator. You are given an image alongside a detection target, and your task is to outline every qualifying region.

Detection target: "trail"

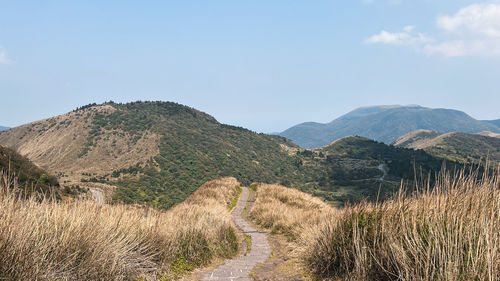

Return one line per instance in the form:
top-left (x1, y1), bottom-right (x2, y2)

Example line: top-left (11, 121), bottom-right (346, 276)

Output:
top-left (92, 189), bottom-right (104, 205)
top-left (202, 186), bottom-right (271, 281)
top-left (378, 163), bottom-right (387, 181)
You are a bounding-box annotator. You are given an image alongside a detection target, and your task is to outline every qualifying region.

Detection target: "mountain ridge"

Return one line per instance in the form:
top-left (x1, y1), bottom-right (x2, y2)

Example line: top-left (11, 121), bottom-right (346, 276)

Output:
top-left (280, 105), bottom-right (500, 148)
top-left (394, 130), bottom-right (500, 164)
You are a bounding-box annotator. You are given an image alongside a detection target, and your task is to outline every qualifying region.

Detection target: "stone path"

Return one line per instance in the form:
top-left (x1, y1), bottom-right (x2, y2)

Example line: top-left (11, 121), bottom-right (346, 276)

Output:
top-left (201, 187), bottom-right (271, 281)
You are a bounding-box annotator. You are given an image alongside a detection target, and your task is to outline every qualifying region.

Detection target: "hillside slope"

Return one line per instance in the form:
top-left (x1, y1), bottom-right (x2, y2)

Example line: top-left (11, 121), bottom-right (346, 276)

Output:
top-left (304, 136), bottom-right (459, 204)
top-left (0, 145), bottom-right (59, 196)
top-left (0, 102), bottom-right (303, 208)
top-left (394, 130), bottom-right (500, 164)
top-left (0, 101), bottom-right (458, 208)
top-left (280, 105), bottom-right (500, 148)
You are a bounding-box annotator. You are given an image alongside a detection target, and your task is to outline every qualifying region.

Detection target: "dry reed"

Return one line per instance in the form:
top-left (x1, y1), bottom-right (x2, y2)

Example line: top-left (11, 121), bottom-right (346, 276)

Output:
top-left (250, 167), bottom-right (500, 280)
top-left (0, 172), bottom-right (240, 281)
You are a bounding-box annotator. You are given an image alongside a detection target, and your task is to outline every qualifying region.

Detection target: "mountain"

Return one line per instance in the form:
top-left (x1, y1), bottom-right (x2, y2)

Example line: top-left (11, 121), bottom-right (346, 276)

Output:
top-left (394, 130), bottom-right (500, 164)
top-left (0, 101), bottom-right (458, 208)
top-left (483, 119), bottom-right (500, 128)
top-left (280, 105), bottom-right (500, 148)
top-left (0, 126), bottom-right (8, 131)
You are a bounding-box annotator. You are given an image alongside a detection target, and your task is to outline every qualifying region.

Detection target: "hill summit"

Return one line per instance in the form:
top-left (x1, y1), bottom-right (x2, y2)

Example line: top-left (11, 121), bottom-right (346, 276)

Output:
top-left (280, 105), bottom-right (500, 148)
top-left (0, 101), bottom-right (302, 208)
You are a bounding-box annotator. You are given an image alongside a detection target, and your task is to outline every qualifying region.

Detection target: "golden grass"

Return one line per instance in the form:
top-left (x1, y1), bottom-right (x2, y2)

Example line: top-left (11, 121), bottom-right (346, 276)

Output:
top-left (250, 168), bottom-right (500, 281)
top-left (0, 173), bottom-right (240, 281)
top-left (249, 183), bottom-right (335, 237)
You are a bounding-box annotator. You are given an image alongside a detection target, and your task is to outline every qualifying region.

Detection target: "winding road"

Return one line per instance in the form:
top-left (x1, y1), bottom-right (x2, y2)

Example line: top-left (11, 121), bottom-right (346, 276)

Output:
top-left (202, 186), bottom-right (271, 281)
top-left (378, 163), bottom-right (387, 181)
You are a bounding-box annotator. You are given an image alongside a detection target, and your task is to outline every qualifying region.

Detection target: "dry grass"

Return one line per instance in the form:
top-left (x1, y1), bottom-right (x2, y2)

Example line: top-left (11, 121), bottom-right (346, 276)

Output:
top-left (0, 105), bottom-right (160, 184)
top-left (249, 183), bottom-right (336, 237)
top-left (0, 173), bottom-right (240, 281)
top-left (250, 168), bottom-right (500, 281)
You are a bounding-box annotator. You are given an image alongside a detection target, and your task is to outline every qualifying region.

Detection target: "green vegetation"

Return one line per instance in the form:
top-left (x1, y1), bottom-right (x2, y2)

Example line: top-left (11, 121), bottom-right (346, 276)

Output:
top-left (396, 131), bottom-right (500, 164)
top-left (81, 101), bottom-right (303, 209)
top-left (228, 186), bottom-right (242, 210)
top-left (294, 136), bottom-right (461, 206)
top-left (0, 145), bottom-right (59, 197)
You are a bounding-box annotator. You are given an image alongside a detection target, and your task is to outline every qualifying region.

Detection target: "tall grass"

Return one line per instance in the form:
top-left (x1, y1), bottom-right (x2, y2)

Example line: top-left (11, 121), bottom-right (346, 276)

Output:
top-left (249, 183), bottom-right (335, 237)
top-left (250, 167), bottom-right (500, 280)
top-left (0, 171), bottom-right (240, 280)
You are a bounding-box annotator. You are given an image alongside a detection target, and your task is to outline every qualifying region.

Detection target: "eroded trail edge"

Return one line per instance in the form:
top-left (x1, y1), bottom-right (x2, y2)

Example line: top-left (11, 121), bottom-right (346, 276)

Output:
top-left (202, 186), bottom-right (271, 281)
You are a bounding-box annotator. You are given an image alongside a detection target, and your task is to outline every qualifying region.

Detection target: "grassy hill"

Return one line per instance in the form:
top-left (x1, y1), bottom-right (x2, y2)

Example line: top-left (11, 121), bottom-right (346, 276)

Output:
top-left (297, 136), bottom-right (460, 205)
top-left (0, 101), bottom-right (459, 208)
top-left (394, 130), bottom-right (500, 164)
top-left (0, 145), bottom-right (59, 196)
top-left (280, 105), bottom-right (500, 148)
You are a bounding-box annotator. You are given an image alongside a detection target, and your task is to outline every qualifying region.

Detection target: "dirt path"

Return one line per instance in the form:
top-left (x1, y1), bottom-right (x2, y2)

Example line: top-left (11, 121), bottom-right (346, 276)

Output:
top-left (91, 189), bottom-right (104, 204)
top-left (201, 187), bottom-right (271, 281)
top-left (378, 163), bottom-right (387, 181)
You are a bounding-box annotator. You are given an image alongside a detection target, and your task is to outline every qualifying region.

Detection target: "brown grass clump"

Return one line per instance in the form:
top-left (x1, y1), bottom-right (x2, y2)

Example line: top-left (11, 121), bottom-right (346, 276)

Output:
top-left (301, 168), bottom-right (500, 281)
top-left (0, 173), bottom-right (240, 281)
top-left (249, 168), bottom-right (500, 280)
top-left (249, 183), bottom-right (338, 237)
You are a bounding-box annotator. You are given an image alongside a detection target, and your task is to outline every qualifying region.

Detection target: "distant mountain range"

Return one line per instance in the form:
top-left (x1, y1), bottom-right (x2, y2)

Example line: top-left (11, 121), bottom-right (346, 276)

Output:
top-left (0, 126), bottom-right (9, 131)
top-left (279, 105), bottom-right (500, 148)
top-left (394, 130), bottom-right (500, 164)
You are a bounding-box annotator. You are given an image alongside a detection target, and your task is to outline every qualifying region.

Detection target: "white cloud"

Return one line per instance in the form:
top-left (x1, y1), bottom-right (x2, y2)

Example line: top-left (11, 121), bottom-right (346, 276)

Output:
top-left (366, 3), bottom-right (500, 57)
top-left (365, 26), bottom-right (430, 46)
top-left (0, 47), bottom-right (13, 64)
top-left (437, 3), bottom-right (500, 37)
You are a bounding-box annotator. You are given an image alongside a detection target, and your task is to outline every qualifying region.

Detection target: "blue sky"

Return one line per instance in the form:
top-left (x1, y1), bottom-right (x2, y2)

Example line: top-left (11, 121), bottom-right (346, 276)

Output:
top-left (1, 0), bottom-right (499, 132)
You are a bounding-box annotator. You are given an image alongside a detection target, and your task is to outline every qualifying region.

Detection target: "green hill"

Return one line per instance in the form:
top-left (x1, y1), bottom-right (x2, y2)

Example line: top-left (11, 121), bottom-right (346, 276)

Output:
top-left (394, 130), bottom-right (500, 164)
top-left (0, 145), bottom-right (59, 196)
top-left (297, 136), bottom-right (460, 204)
top-left (0, 101), bottom-right (460, 208)
top-left (280, 105), bottom-right (500, 148)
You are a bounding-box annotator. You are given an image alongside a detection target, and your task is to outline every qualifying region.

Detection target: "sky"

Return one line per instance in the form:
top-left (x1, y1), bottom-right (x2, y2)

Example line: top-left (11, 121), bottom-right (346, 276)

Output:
top-left (0, 0), bottom-right (499, 133)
